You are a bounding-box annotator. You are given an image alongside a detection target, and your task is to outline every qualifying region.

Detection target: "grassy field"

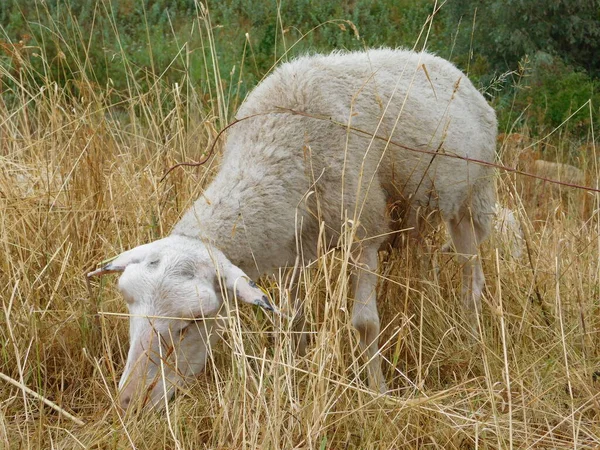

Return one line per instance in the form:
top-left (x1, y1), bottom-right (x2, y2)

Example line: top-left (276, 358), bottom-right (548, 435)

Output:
top-left (1, 4), bottom-right (600, 449)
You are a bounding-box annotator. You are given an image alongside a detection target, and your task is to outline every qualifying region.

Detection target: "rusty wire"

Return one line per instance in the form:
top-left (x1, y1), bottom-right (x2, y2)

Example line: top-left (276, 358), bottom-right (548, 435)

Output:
top-left (160, 108), bottom-right (599, 194)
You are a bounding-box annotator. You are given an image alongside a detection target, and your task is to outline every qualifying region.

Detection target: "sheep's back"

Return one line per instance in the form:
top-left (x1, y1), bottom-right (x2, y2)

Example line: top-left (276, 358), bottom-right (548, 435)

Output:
top-left (185, 49), bottom-right (497, 271)
top-left (231, 49), bottom-right (495, 225)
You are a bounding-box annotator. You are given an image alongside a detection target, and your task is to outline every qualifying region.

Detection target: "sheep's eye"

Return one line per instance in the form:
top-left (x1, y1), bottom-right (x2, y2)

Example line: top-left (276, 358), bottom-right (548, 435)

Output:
top-left (161, 321), bottom-right (192, 343)
top-left (178, 321), bottom-right (193, 336)
top-left (174, 269), bottom-right (195, 280)
top-left (174, 261), bottom-right (196, 279)
top-left (148, 259), bottom-right (160, 268)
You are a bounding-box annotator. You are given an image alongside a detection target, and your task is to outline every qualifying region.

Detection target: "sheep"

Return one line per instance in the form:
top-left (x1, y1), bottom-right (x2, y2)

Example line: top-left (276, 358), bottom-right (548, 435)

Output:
top-left (497, 132), bottom-right (591, 219)
top-left (531, 160), bottom-right (585, 186)
top-left (519, 159), bottom-right (589, 219)
top-left (88, 49), bottom-right (497, 410)
top-left (533, 159), bottom-right (590, 218)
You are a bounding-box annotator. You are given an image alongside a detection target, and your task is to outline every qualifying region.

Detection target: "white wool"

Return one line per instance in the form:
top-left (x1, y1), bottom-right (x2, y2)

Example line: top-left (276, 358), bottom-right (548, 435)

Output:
top-left (173, 49), bottom-right (497, 279)
top-left (95, 49), bottom-right (497, 409)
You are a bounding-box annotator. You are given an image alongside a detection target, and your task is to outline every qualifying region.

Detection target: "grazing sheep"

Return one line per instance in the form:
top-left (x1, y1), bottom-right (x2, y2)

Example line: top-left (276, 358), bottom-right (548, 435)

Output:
top-left (88, 49), bottom-right (497, 410)
top-left (531, 160), bottom-right (585, 186)
top-left (524, 159), bottom-right (588, 219)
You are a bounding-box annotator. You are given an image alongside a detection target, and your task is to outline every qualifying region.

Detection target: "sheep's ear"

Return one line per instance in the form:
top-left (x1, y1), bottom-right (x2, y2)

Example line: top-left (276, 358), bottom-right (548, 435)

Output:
top-left (87, 242), bottom-right (154, 278)
top-left (220, 262), bottom-right (279, 314)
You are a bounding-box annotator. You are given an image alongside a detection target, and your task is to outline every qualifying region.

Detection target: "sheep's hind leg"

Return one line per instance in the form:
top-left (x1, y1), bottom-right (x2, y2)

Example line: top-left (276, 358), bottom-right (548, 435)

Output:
top-left (446, 215), bottom-right (486, 318)
top-left (351, 244), bottom-right (387, 393)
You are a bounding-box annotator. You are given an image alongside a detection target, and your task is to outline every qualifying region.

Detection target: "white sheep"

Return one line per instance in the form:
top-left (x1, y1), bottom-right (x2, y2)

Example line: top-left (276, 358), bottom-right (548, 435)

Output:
top-left (88, 49), bottom-right (497, 410)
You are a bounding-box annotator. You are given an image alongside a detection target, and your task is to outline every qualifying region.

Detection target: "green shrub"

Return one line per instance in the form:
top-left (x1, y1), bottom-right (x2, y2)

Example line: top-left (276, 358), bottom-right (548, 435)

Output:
top-left (1, 0), bottom-right (598, 139)
top-left (499, 52), bottom-right (599, 136)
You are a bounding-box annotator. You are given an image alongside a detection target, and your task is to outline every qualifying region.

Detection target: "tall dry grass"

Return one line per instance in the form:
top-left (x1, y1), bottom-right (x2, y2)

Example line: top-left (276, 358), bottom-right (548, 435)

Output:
top-left (1, 5), bottom-right (600, 449)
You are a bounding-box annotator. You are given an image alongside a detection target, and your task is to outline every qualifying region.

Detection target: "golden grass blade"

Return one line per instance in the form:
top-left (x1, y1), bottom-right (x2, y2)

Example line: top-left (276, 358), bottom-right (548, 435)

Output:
top-left (0, 372), bottom-right (85, 427)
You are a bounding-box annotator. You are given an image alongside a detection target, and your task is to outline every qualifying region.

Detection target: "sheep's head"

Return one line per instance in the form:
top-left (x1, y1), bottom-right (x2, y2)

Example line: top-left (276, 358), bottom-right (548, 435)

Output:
top-left (88, 235), bottom-right (274, 411)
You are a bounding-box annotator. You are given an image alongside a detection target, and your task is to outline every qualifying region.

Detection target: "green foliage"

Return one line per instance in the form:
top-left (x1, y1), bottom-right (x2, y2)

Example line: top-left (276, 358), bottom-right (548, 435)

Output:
top-left (207, 0), bottom-right (438, 87)
top-left (499, 52), bottom-right (599, 135)
top-left (0, 0), bottom-right (443, 117)
top-left (443, 0), bottom-right (600, 78)
top-left (0, 0), bottom-right (598, 137)
top-left (0, 1), bottom-right (195, 86)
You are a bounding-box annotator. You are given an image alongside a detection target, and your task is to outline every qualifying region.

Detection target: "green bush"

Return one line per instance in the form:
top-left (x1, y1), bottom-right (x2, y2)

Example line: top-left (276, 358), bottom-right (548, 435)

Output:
top-left (0, 0), bottom-right (598, 138)
top-left (499, 52), bottom-right (599, 136)
top-left (443, 0), bottom-right (600, 78)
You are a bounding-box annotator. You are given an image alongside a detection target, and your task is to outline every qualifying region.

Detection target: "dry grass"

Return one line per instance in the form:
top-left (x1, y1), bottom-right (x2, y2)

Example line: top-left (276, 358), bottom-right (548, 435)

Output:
top-left (2, 9), bottom-right (600, 450)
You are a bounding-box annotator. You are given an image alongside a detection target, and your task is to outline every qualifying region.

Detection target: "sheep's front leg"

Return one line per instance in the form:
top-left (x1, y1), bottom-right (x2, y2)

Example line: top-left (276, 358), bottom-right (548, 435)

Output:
top-left (351, 245), bottom-right (387, 393)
